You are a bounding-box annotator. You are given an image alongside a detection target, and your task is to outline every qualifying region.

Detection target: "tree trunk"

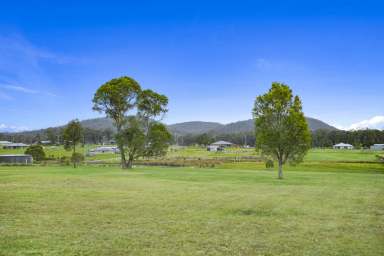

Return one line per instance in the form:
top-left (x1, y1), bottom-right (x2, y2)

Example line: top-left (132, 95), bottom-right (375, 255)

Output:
top-left (127, 156), bottom-right (133, 169)
top-left (278, 158), bottom-right (283, 179)
top-left (116, 126), bottom-right (127, 169)
top-left (73, 144), bottom-right (76, 168)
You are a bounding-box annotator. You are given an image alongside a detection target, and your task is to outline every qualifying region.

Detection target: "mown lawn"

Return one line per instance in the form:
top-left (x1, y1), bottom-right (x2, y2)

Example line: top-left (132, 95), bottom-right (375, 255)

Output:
top-left (1, 165), bottom-right (383, 255)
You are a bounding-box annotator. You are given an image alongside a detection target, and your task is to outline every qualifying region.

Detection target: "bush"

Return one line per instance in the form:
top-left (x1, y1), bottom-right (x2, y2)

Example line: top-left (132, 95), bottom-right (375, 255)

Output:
top-left (265, 159), bottom-right (274, 169)
top-left (25, 145), bottom-right (46, 161)
top-left (71, 152), bottom-right (84, 167)
top-left (59, 156), bottom-right (70, 166)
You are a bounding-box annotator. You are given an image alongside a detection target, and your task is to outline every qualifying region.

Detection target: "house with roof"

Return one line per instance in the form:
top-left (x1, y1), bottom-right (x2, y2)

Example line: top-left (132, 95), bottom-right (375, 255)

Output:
top-left (207, 140), bottom-right (233, 152)
top-left (0, 141), bottom-right (12, 146)
top-left (2, 143), bottom-right (29, 149)
top-left (333, 143), bottom-right (354, 150)
top-left (211, 140), bottom-right (233, 147)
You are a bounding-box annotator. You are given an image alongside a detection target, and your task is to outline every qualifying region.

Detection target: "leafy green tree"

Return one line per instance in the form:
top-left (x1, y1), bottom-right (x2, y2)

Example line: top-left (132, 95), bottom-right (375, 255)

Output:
top-left (117, 117), bottom-right (146, 168)
top-left (25, 145), bottom-right (46, 161)
top-left (145, 122), bottom-right (172, 157)
top-left (253, 82), bottom-right (311, 179)
top-left (137, 89), bottom-right (168, 135)
top-left (63, 119), bottom-right (83, 168)
top-left (93, 76), bottom-right (141, 168)
top-left (45, 128), bottom-right (56, 144)
top-left (196, 133), bottom-right (214, 146)
top-left (71, 152), bottom-right (85, 167)
top-left (118, 117), bottom-right (172, 168)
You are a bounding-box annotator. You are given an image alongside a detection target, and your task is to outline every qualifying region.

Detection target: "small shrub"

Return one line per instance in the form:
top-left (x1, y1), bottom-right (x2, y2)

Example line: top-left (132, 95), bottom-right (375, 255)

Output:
top-left (25, 145), bottom-right (46, 161)
top-left (59, 156), bottom-right (70, 166)
top-left (265, 159), bottom-right (274, 169)
top-left (71, 152), bottom-right (84, 168)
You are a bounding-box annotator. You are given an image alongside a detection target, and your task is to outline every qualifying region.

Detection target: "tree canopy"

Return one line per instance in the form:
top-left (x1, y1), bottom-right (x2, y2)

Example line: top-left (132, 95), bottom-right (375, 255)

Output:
top-left (93, 76), bottom-right (170, 169)
top-left (253, 82), bottom-right (311, 179)
top-left (62, 119), bottom-right (83, 168)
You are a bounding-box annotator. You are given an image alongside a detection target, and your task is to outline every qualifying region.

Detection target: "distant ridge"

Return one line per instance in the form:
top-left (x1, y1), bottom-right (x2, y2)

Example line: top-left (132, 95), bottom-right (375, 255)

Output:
top-left (2, 116), bottom-right (337, 136)
top-left (167, 117), bottom-right (337, 135)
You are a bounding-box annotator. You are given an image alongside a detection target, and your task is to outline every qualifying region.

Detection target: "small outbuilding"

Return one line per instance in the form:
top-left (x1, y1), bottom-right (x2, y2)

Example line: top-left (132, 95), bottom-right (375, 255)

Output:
top-left (90, 146), bottom-right (119, 153)
top-left (2, 143), bottom-right (29, 149)
top-left (207, 145), bottom-right (219, 152)
top-left (211, 140), bottom-right (233, 147)
top-left (333, 143), bottom-right (354, 150)
top-left (0, 154), bottom-right (33, 165)
top-left (370, 144), bottom-right (384, 151)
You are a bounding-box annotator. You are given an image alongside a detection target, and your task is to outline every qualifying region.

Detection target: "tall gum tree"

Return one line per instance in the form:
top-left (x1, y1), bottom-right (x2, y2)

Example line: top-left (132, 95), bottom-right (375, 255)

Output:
top-left (92, 76), bottom-right (141, 168)
top-left (253, 82), bottom-right (311, 179)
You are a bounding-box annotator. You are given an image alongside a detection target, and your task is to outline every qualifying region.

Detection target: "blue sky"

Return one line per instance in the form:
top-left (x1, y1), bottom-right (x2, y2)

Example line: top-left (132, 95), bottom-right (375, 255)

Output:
top-left (0, 0), bottom-right (383, 131)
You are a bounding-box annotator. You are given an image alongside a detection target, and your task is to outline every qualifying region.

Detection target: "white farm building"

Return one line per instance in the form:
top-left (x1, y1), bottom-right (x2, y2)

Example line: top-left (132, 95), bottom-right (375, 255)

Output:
top-left (333, 143), bottom-right (354, 150)
top-left (370, 144), bottom-right (384, 150)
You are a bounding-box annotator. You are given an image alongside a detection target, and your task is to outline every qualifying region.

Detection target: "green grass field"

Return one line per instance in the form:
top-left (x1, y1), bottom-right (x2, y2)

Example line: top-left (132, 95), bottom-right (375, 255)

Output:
top-left (1, 164), bottom-right (383, 255)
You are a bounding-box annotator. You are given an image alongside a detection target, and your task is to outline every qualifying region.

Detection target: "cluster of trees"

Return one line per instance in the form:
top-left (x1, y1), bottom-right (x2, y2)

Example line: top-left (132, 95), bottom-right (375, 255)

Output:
top-left (92, 76), bottom-right (172, 168)
top-left (0, 127), bottom-right (114, 145)
top-left (312, 129), bottom-right (384, 148)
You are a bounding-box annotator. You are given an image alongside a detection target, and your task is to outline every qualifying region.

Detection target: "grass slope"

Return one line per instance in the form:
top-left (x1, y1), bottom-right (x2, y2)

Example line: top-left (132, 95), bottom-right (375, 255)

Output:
top-left (1, 165), bottom-right (383, 255)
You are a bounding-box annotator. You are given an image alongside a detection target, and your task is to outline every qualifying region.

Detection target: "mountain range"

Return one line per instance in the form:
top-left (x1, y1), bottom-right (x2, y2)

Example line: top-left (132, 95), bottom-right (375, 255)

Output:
top-left (1, 117), bottom-right (336, 137)
top-left (167, 117), bottom-right (337, 135)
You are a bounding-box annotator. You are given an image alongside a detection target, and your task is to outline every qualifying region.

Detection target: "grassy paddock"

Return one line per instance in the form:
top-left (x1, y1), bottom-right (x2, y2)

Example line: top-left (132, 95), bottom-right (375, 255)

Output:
top-left (1, 165), bottom-right (383, 255)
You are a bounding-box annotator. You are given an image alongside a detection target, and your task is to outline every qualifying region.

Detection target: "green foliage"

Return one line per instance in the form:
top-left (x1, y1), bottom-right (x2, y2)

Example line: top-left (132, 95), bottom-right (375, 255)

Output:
top-left (71, 152), bottom-right (84, 168)
top-left (44, 128), bottom-right (56, 144)
top-left (92, 76), bottom-right (169, 169)
top-left (265, 159), bottom-right (274, 168)
top-left (63, 120), bottom-right (83, 168)
top-left (145, 122), bottom-right (172, 157)
top-left (117, 117), bottom-right (172, 167)
top-left (25, 145), bottom-right (46, 161)
top-left (253, 82), bottom-right (311, 178)
top-left (117, 117), bottom-right (146, 168)
top-left (137, 89), bottom-right (168, 120)
top-left (92, 76), bottom-right (141, 127)
top-left (196, 133), bottom-right (214, 146)
top-left (63, 120), bottom-right (83, 152)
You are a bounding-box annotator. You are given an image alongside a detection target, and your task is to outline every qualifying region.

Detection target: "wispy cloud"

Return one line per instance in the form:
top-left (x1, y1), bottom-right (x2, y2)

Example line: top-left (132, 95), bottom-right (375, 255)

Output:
top-left (0, 83), bottom-right (56, 97)
top-left (0, 33), bottom-right (78, 98)
top-left (0, 91), bottom-right (13, 100)
top-left (335, 115), bottom-right (384, 130)
top-left (0, 123), bottom-right (29, 132)
top-left (2, 85), bottom-right (38, 94)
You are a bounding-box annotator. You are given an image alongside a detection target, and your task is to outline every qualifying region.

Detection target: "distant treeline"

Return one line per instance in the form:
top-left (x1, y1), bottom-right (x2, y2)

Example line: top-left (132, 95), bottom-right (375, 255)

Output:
top-left (0, 127), bottom-right (115, 145)
top-left (311, 129), bottom-right (384, 148)
top-left (175, 129), bottom-right (384, 148)
top-left (2, 128), bottom-right (383, 148)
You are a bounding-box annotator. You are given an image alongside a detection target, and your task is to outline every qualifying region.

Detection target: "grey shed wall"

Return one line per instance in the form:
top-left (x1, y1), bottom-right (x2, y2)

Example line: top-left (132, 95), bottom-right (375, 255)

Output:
top-left (0, 155), bottom-right (33, 165)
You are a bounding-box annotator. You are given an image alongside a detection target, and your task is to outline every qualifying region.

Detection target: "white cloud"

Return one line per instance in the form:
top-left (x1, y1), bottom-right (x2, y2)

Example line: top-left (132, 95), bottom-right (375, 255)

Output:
top-left (2, 85), bottom-right (38, 94)
top-left (0, 124), bottom-right (28, 132)
top-left (0, 84), bottom-right (56, 97)
top-left (336, 116), bottom-right (384, 130)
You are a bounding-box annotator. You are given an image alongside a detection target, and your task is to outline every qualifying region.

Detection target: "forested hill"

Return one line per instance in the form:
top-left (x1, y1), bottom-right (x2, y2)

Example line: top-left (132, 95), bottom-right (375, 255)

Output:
top-left (168, 117), bottom-right (337, 135)
top-left (1, 116), bottom-right (337, 138)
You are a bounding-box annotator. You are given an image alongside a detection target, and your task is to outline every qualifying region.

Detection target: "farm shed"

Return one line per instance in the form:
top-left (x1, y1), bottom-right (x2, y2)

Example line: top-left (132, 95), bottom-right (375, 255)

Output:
top-left (2, 143), bottom-right (29, 149)
top-left (333, 143), bottom-right (354, 150)
top-left (207, 145), bottom-right (219, 152)
top-left (370, 144), bottom-right (384, 150)
top-left (0, 154), bottom-right (33, 165)
top-left (211, 141), bottom-right (233, 147)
